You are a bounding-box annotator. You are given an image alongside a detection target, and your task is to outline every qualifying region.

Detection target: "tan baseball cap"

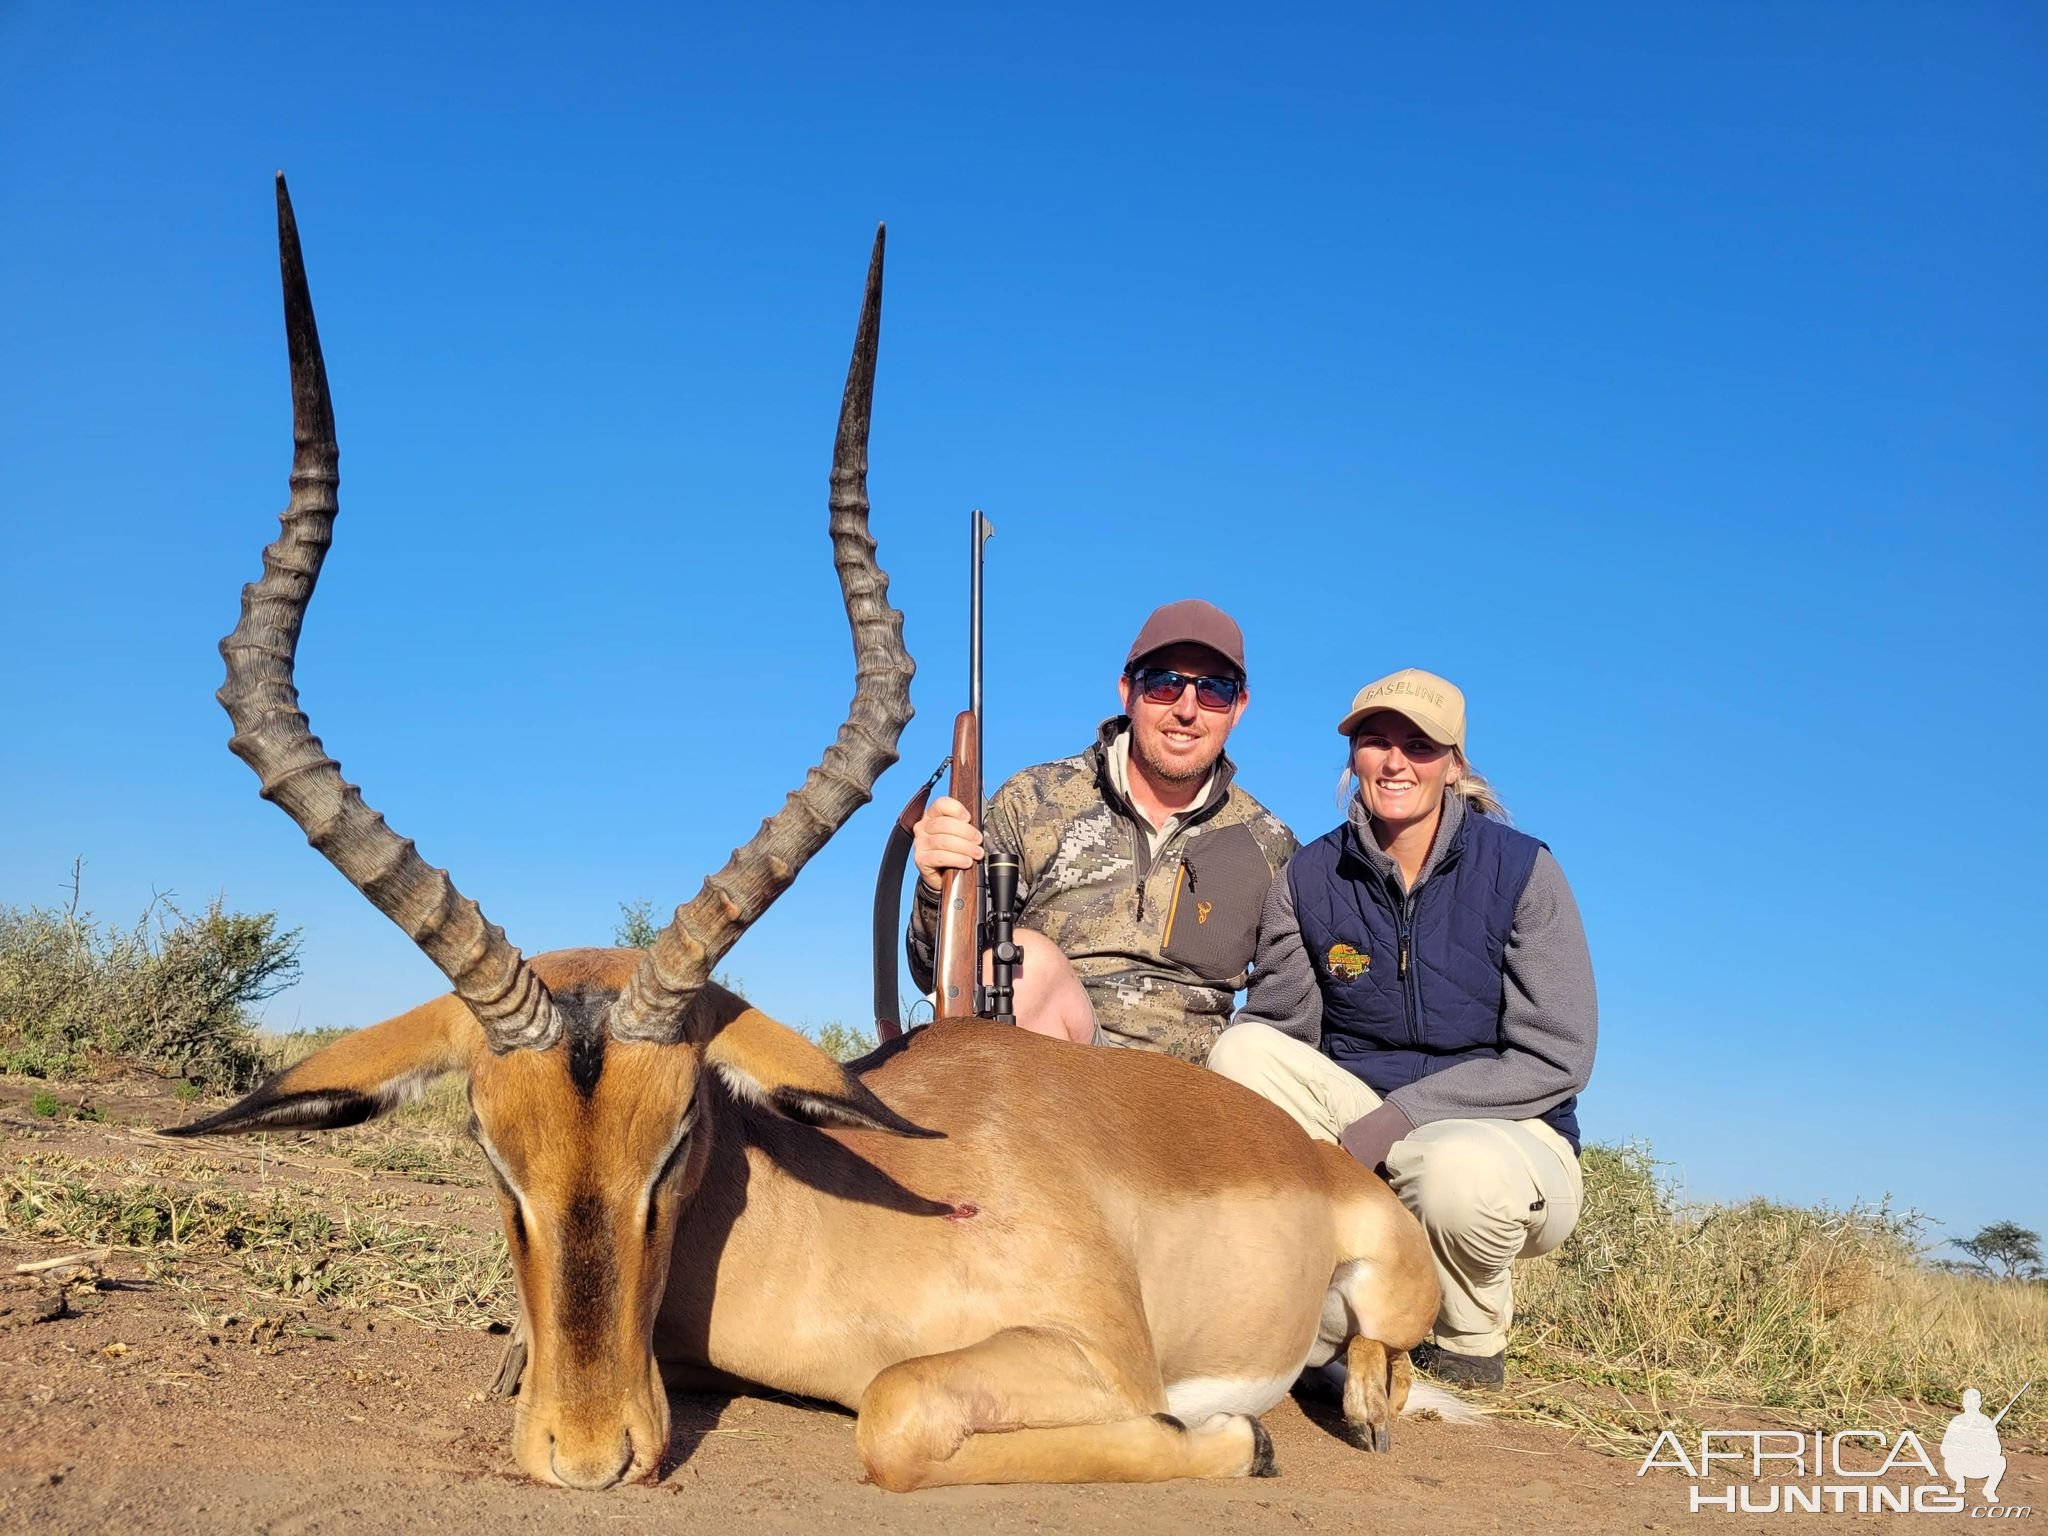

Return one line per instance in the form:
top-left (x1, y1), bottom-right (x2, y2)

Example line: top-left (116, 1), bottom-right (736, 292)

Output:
top-left (1336, 668), bottom-right (1466, 749)
top-left (1124, 599), bottom-right (1247, 678)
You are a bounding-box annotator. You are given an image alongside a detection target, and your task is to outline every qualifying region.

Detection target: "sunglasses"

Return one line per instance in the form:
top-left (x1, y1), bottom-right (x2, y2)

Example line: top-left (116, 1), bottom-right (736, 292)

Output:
top-left (1128, 667), bottom-right (1242, 712)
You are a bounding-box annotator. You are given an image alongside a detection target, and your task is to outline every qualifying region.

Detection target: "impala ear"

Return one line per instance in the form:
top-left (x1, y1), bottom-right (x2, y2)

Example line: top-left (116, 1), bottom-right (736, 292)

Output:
top-left (165, 996), bottom-right (481, 1137)
top-left (703, 1009), bottom-right (939, 1138)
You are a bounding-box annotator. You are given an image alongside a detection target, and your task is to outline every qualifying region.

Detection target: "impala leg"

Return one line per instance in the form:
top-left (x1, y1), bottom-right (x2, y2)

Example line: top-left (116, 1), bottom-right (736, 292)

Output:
top-left (1310, 1139), bottom-right (1437, 1455)
top-left (856, 1325), bottom-right (1275, 1491)
top-left (1340, 1336), bottom-right (1403, 1453)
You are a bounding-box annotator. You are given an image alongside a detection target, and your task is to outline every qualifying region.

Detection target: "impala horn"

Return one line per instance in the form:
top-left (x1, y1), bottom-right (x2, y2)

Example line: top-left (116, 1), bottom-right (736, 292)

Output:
top-left (217, 174), bottom-right (561, 1054)
top-left (608, 226), bottom-right (912, 1044)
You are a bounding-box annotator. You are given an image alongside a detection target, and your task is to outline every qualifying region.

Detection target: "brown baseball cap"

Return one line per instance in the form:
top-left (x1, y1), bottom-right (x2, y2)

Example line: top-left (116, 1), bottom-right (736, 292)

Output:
top-left (1336, 667), bottom-right (1466, 749)
top-left (1124, 599), bottom-right (1247, 678)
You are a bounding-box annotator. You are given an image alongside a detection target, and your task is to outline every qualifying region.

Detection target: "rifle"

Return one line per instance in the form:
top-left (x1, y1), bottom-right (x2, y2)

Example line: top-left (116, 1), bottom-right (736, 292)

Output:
top-left (1990, 1381), bottom-right (2033, 1428)
top-left (870, 510), bottom-right (1020, 1038)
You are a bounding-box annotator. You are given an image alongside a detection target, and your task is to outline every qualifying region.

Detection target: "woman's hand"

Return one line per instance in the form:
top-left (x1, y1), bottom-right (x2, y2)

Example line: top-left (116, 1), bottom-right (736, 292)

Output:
top-left (912, 795), bottom-right (985, 891)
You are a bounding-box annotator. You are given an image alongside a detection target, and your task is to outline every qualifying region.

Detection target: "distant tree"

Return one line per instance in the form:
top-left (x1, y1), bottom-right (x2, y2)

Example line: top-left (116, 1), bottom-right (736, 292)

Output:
top-left (614, 900), bottom-right (659, 949)
top-left (612, 900), bottom-right (744, 994)
top-left (1951, 1221), bottom-right (2043, 1281)
top-left (811, 1021), bottom-right (877, 1063)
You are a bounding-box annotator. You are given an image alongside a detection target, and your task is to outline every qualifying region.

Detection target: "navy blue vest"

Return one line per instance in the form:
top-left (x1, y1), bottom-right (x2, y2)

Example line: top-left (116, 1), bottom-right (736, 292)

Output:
top-left (1290, 806), bottom-right (1580, 1150)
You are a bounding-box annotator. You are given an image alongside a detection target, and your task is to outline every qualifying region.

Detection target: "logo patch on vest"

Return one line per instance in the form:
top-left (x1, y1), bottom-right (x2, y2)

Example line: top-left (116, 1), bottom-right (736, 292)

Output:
top-left (1325, 942), bottom-right (1370, 980)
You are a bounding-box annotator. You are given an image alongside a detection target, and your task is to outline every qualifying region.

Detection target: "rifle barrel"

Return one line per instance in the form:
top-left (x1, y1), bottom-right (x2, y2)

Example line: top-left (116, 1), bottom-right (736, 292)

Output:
top-left (1990, 1380), bottom-right (2033, 1427)
top-left (969, 511), bottom-right (992, 752)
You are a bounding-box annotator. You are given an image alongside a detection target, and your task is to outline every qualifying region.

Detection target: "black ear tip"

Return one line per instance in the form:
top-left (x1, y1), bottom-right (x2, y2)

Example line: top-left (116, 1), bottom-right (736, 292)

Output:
top-left (843, 1080), bottom-right (942, 1139)
top-left (152, 1086), bottom-right (378, 1137)
top-left (161, 1103), bottom-right (243, 1137)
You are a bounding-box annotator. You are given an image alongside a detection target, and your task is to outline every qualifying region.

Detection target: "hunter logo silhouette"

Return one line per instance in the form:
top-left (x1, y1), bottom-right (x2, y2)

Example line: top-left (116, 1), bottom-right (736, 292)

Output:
top-left (1942, 1382), bottom-right (2028, 1504)
top-left (1197, 900), bottom-right (1213, 925)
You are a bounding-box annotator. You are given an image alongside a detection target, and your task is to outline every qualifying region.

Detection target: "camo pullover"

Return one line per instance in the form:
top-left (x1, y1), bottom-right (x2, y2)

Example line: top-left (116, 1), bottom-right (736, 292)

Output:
top-left (908, 718), bottom-right (1298, 1063)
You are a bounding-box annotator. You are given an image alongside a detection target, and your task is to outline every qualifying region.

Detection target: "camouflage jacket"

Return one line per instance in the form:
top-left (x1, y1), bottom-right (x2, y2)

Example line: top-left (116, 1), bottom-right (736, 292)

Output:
top-left (909, 718), bottom-right (1298, 1063)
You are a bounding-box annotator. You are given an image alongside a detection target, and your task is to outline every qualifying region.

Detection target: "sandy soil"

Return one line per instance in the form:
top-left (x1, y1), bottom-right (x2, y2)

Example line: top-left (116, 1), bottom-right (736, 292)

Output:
top-left (1, 1080), bottom-right (2039, 1536)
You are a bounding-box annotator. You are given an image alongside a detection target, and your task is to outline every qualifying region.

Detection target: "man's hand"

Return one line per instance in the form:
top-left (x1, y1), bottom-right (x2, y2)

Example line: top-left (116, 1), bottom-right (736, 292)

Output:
top-left (912, 795), bottom-right (985, 891)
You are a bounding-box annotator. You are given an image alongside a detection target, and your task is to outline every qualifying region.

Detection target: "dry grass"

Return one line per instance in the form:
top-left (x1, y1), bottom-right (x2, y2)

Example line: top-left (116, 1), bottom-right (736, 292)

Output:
top-left (0, 1147), bottom-right (510, 1328)
top-left (1510, 1142), bottom-right (2048, 1448)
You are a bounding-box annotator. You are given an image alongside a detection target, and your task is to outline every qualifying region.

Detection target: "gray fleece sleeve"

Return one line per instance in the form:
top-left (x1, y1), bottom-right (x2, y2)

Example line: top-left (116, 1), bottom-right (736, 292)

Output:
top-left (906, 879), bottom-right (940, 995)
top-left (1386, 848), bottom-right (1596, 1128)
top-left (1232, 872), bottom-right (1323, 1046)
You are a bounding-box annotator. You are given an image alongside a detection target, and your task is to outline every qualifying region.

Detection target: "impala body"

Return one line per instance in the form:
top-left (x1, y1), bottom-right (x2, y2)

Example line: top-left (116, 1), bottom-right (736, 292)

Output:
top-left (175, 179), bottom-right (1441, 1491)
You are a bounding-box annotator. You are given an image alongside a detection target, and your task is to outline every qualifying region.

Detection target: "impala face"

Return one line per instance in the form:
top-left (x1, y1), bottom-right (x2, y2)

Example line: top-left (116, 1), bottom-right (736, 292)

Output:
top-left (468, 1000), bottom-right (706, 1488)
top-left (168, 954), bottom-right (929, 1489)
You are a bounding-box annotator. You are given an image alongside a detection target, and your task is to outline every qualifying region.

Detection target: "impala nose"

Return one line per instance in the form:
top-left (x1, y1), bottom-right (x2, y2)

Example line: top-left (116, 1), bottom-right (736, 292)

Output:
top-left (548, 1430), bottom-right (635, 1491)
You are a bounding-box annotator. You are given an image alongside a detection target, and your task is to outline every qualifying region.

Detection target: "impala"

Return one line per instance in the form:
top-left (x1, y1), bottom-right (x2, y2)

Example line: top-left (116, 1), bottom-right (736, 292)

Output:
top-left (173, 177), bottom-right (1446, 1491)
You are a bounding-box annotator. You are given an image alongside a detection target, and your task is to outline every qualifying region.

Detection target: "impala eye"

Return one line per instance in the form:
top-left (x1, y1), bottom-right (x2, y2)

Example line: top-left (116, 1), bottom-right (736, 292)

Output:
top-left (653, 1132), bottom-right (691, 1190)
top-left (467, 1121), bottom-right (528, 1247)
top-left (643, 1108), bottom-right (698, 1235)
top-left (483, 1160), bottom-right (527, 1248)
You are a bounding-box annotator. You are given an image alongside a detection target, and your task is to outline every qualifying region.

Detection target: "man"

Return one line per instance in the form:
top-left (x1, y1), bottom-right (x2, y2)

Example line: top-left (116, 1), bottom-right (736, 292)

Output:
top-left (907, 599), bottom-right (1297, 1062)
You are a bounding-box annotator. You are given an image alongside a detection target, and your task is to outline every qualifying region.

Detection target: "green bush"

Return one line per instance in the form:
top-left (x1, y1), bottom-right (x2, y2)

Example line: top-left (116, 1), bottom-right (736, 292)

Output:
top-left (614, 899), bottom-right (660, 949)
top-left (812, 1021), bottom-right (877, 1062)
top-left (0, 876), bottom-right (300, 1090)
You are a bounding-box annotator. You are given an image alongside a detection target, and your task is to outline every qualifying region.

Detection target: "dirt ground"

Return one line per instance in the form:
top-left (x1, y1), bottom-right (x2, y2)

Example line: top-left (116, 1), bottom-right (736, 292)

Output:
top-left (1, 1078), bottom-right (2039, 1536)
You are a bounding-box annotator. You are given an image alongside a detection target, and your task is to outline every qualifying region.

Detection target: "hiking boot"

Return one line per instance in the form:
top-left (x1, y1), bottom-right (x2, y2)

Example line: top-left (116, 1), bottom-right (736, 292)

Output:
top-left (1411, 1342), bottom-right (1505, 1389)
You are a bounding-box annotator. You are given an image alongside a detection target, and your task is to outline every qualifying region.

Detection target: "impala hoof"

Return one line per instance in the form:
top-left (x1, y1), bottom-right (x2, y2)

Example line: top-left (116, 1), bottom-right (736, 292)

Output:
top-left (1339, 1416), bottom-right (1392, 1453)
top-left (1248, 1416), bottom-right (1278, 1478)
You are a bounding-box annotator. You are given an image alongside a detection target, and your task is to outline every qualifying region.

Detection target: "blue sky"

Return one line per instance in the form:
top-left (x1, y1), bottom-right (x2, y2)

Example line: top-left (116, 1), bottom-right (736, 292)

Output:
top-left (2, 3), bottom-right (2041, 1248)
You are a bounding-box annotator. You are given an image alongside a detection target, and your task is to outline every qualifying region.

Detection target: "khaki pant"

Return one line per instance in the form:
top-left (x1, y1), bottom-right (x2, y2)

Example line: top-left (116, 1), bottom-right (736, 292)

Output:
top-left (1207, 1022), bottom-right (1583, 1357)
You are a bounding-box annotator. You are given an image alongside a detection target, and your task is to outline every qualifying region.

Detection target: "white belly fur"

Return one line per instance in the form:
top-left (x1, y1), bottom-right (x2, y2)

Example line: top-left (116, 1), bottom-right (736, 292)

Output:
top-left (1163, 1372), bottom-right (1299, 1421)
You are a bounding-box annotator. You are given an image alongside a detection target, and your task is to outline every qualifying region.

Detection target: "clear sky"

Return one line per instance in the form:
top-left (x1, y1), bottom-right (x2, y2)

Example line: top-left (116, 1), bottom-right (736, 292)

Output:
top-left (2, 3), bottom-right (2041, 1249)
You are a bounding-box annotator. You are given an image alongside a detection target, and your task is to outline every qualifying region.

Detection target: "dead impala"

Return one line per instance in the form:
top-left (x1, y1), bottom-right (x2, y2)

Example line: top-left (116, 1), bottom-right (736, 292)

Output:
top-left (172, 177), bottom-right (1444, 1491)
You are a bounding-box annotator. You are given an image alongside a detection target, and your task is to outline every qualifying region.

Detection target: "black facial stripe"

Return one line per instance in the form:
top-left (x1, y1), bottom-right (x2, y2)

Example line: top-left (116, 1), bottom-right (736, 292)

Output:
top-left (567, 1027), bottom-right (606, 1098)
top-left (558, 1187), bottom-right (618, 1366)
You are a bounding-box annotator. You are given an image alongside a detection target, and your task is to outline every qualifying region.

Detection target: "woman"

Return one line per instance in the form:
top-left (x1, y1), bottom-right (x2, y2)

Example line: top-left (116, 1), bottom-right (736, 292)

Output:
top-left (1207, 667), bottom-right (1595, 1388)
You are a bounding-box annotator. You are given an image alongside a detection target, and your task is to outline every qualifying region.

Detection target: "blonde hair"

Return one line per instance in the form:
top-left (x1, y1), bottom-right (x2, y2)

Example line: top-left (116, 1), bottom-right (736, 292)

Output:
top-left (1448, 751), bottom-right (1511, 821)
top-left (1336, 746), bottom-right (1513, 823)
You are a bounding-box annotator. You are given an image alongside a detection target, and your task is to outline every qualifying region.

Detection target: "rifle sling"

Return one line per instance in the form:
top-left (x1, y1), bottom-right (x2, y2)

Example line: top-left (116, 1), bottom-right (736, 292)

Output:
top-left (870, 760), bottom-right (948, 1041)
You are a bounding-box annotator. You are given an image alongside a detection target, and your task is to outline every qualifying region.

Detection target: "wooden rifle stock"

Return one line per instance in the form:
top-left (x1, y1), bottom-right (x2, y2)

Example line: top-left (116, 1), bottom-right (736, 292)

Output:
top-left (932, 708), bottom-right (981, 1019)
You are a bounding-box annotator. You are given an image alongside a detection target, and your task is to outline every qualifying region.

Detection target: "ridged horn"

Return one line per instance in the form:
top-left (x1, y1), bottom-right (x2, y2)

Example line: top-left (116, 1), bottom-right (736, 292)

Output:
top-left (609, 225), bottom-right (912, 1044)
top-left (217, 174), bottom-right (561, 1054)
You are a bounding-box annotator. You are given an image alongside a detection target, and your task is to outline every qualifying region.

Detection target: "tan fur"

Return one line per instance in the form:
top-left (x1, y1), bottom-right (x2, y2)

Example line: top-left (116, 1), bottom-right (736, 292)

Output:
top-left (703, 1006), bottom-right (880, 1104)
top-left (184, 951), bottom-right (1439, 1490)
top-left (655, 1019), bottom-right (1437, 1485)
top-left (270, 995), bottom-right (477, 1098)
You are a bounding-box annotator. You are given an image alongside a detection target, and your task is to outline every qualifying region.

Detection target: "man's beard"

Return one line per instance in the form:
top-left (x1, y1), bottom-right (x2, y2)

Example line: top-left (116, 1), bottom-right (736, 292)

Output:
top-left (1132, 731), bottom-right (1218, 787)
